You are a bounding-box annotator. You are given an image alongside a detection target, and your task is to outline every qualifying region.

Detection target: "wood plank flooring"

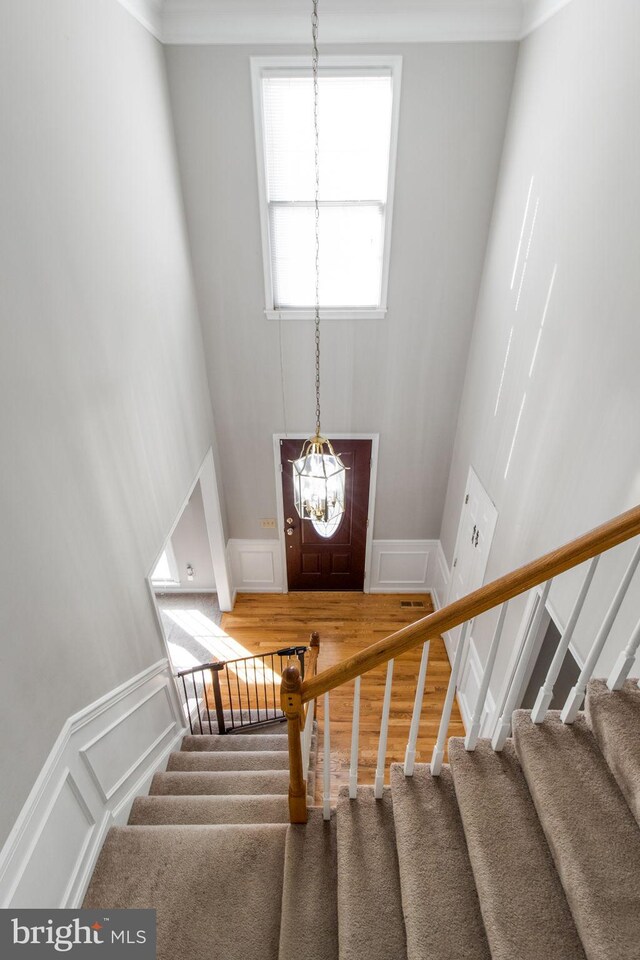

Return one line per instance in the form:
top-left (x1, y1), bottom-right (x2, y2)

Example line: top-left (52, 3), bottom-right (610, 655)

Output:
top-left (221, 592), bottom-right (465, 803)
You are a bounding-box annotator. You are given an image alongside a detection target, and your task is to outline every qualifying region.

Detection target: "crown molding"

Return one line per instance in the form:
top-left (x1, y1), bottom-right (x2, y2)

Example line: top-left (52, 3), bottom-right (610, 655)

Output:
top-left (161, 0), bottom-right (523, 45)
top-left (520, 0), bottom-right (575, 38)
top-left (114, 0), bottom-right (577, 46)
top-left (115, 0), bottom-right (164, 39)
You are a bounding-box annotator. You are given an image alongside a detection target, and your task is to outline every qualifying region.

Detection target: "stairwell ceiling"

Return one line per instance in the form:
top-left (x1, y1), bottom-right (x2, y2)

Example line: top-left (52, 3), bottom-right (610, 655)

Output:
top-left (120, 0), bottom-right (575, 44)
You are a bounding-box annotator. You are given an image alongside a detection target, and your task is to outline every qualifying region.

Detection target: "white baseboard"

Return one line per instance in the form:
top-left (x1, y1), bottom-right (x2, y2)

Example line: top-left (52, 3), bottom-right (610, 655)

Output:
top-left (228, 539), bottom-right (284, 594)
top-left (0, 660), bottom-right (186, 909)
top-left (153, 585), bottom-right (216, 594)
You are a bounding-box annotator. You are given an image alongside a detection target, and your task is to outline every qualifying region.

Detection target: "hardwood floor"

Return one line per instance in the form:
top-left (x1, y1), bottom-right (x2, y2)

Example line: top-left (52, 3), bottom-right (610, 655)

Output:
top-left (220, 592), bottom-right (465, 803)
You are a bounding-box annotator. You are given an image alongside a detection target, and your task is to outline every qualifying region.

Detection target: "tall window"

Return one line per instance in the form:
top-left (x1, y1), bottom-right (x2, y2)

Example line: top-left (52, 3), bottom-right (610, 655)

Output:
top-left (251, 57), bottom-right (402, 320)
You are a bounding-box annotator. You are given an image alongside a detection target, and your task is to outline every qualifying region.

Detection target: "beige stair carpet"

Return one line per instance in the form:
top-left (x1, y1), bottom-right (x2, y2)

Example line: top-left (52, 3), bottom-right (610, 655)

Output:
top-left (390, 762), bottom-right (490, 960)
top-left (181, 732), bottom-right (288, 752)
top-left (83, 824), bottom-right (287, 960)
top-left (585, 678), bottom-right (640, 826)
top-left (448, 738), bottom-right (585, 960)
top-left (279, 809), bottom-right (338, 960)
top-left (513, 710), bottom-right (640, 960)
top-left (337, 786), bottom-right (407, 960)
top-left (166, 749), bottom-right (290, 771)
top-left (128, 794), bottom-right (289, 825)
top-left (149, 769), bottom-right (291, 795)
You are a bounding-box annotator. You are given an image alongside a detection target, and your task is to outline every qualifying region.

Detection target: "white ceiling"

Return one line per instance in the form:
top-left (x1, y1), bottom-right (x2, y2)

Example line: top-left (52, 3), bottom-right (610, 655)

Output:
top-left (119, 0), bottom-right (574, 45)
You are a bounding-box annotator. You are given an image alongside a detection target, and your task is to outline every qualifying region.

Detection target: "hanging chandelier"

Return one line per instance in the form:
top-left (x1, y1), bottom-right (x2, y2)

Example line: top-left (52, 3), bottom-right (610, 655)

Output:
top-left (291, 0), bottom-right (347, 535)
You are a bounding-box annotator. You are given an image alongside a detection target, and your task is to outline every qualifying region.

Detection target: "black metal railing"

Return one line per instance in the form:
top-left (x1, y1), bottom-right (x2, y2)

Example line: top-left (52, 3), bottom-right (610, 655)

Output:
top-left (177, 646), bottom-right (308, 735)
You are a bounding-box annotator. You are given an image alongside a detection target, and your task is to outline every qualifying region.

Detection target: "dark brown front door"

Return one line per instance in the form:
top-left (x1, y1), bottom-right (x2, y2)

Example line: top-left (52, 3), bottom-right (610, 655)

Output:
top-left (280, 438), bottom-right (372, 591)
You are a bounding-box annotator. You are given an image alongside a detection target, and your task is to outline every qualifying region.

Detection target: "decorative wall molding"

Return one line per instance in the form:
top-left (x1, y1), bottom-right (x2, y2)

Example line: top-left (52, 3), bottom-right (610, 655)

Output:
top-left (115, 0), bottom-right (163, 39)
top-left (369, 540), bottom-right (441, 594)
top-left (227, 537), bottom-right (446, 596)
top-left (115, 0), bottom-right (576, 45)
top-left (0, 660), bottom-right (186, 909)
top-left (520, 0), bottom-right (575, 38)
top-left (228, 539), bottom-right (284, 594)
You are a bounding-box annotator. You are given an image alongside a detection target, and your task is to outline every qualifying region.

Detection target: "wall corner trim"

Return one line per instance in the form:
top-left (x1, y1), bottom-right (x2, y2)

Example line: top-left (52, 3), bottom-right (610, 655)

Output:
top-left (0, 660), bottom-right (186, 909)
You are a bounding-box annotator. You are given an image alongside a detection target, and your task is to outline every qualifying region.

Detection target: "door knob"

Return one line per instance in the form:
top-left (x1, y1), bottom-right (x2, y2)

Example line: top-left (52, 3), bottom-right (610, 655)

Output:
top-left (286, 527), bottom-right (294, 536)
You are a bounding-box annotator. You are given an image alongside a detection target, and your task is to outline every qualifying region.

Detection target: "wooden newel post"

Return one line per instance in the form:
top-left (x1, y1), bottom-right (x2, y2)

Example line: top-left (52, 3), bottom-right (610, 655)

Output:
top-left (281, 663), bottom-right (308, 824)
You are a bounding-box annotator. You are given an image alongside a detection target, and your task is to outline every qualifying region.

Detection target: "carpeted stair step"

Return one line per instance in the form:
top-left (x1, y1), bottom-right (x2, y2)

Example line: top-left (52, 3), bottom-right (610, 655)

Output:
top-left (585, 678), bottom-right (640, 826)
top-left (448, 738), bottom-right (585, 960)
top-left (167, 750), bottom-right (290, 771)
top-left (513, 710), bottom-right (640, 960)
top-left (278, 809), bottom-right (338, 960)
top-left (150, 769), bottom-right (292, 796)
top-left (83, 824), bottom-right (288, 960)
top-left (336, 785), bottom-right (407, 960)
top-left (181, 732), bottom-right (288, 752)
top-left (390, 762), bottom-right (490, 960)
top-left (128, 794), bottom-right (290, 825)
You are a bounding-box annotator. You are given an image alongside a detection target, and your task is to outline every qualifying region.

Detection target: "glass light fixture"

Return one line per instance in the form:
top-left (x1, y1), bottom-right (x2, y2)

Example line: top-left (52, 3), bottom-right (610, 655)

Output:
top-left (291, 0), bottom-right (347, 538)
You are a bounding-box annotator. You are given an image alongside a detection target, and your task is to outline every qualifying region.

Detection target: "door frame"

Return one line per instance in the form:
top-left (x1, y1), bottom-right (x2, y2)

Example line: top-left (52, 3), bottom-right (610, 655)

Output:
top-left (446, 465), bottom-right (498, 607)
top-left (273, 433), bottom-right (379, 594)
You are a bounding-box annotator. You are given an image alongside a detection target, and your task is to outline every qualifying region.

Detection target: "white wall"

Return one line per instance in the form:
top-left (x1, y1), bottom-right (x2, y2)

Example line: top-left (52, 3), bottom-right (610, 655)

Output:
top-left (164, 41), bottom-right (518, 541)
top-left (168, 480), bottom-right (216, 590)
top-left (440, 0), bottom-right (640, 698)
top-left (0, 0), bottom-right (218, 849)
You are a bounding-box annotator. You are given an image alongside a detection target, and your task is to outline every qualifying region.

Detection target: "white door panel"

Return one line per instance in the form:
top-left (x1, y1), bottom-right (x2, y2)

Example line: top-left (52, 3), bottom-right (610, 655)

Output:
top-left (447, 468), bottom-right (498, 652)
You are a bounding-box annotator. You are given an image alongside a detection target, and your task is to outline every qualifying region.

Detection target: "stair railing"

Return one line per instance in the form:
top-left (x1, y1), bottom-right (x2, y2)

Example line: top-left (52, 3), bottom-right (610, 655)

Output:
top-left (280, 632), bottom-right (320, 823)
top-left (177, 644), bottom-right (307, 735)
top-left (280, 503), bottom-right (640, 823)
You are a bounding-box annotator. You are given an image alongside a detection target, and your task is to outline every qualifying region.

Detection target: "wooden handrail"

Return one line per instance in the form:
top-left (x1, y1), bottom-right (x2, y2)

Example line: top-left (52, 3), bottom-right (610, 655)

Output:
top-left (302, 504), bottom-right (640, 704)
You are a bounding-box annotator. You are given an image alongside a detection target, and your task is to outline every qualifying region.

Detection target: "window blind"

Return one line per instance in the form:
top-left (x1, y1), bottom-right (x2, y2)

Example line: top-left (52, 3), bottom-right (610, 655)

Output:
top-left (262, 73), bottom-right (393, 309)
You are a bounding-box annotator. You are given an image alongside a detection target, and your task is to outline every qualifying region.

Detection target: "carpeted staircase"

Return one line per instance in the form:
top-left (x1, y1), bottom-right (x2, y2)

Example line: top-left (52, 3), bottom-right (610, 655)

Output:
top-left (84, 679), bottom-right (640, 960)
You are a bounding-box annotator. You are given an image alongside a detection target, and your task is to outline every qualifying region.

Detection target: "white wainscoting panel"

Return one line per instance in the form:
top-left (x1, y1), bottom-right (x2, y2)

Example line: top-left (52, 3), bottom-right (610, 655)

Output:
top-left (369, 540), bottom-right (441, 593)
top-left (0, 660), bottom-right (186, 909)
top-left (456, 634), bottom-right (496, 735)
top-left (228, 539), bottom-right (284, 594)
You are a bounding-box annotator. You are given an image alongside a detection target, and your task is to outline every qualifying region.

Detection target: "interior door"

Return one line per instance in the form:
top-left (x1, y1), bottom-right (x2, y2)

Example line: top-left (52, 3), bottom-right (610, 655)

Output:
top-left (447, 467), bottom-right (498, 647)
top-left (280, 438), bottom-right (372, 591)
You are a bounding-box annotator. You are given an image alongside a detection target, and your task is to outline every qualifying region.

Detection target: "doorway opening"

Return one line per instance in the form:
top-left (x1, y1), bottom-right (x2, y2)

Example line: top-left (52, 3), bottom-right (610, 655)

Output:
top-left (147, 448), bottom-right (234, 676)
top-left (274, 434), bottom-right (378, 593)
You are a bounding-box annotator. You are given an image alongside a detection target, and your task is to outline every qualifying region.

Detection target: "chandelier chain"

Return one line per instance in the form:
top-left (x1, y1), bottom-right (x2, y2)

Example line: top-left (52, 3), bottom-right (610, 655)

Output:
top-left (312, 0), bottom-right (321, 438)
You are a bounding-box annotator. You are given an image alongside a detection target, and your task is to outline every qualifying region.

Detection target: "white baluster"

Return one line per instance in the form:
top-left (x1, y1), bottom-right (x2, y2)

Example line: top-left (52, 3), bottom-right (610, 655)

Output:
top-left (607, 615), bottom-right (640, 690)
top-left (323, 692), bottom-right (331, 820)
top-left (492, 580), bottom-right (552, 751)
top-left (302, 697), bottom-right (315, 780)
top-left (432, 621), bottom-right (470, 775)
top-left (349, 675), bottom-right (361, 798)
top-left (374, 660), bottom-right (394, 799)
top-left (465, 603), bottom-right (509, 750)
top-left (531, 557), bottom-right (599, 722)
top-left (404, 642), bottom-right (430, 776)
top-left (562, 542), bottom-right (640, 723)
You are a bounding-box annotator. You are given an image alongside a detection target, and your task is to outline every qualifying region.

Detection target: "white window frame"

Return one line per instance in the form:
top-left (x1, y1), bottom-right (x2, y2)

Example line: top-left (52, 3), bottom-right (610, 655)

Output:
top-left (250, 55), bottom-right (403, 321)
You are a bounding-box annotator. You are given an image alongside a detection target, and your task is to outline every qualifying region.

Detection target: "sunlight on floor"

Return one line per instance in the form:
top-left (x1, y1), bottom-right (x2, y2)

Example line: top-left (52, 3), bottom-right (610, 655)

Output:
top-left (162, 607), bottom-right (279, 684)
